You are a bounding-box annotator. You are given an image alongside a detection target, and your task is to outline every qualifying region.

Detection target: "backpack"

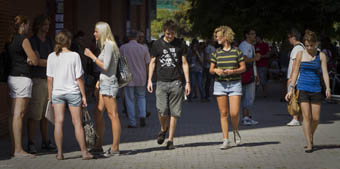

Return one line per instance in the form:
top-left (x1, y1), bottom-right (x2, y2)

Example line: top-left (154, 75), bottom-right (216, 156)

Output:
top-left (0, 44), bottom-right (10, 82)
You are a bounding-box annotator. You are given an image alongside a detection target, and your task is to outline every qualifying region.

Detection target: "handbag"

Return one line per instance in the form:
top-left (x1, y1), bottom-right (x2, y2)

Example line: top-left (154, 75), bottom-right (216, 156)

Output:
top-left (82, 107), bottom-right (98, 148)
top-left (288, 89), bottom-right (301, 116)
top-left (116, 54), bottom-right (133, 88)
top-left (241, 64), bottom-right (254, 84)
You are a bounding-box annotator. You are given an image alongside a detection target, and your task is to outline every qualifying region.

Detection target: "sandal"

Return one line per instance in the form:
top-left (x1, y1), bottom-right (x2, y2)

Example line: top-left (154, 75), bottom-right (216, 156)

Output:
top-left (157, 128), bottom-right (168, 145)
top-left (56, 155), bottom-right (64, 160)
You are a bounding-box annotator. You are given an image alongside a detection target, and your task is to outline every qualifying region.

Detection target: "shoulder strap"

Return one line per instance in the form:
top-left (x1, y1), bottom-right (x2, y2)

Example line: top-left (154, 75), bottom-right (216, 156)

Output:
top-left (295, 42), bottom-right (305, 49)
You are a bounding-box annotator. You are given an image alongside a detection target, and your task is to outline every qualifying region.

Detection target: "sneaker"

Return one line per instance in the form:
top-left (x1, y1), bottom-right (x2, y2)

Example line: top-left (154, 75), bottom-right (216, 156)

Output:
top-left (233, 131), bottom-right (241, 146)
top-left (166, 141), bottom-right (175, 150)
top-left (220, 139), bottom-right (231, 150)
top-left (157, 129), bottom-right (168, 145)
top-left (249, 118), bottom-right (259, 125)
top-left (241, 117), bottom-right (252, 126)
top-left (287, 119), bottom-right (301, 126)
top-left (103, 148), bottom-right (119, 157)
top-left (27, 142), bottom-right (37, 154)
top-left (41, 141), bottom-right (57, 152)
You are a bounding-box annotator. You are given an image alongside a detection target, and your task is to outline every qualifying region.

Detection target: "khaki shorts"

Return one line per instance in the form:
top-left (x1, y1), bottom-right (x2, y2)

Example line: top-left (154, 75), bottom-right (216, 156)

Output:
top-left (156, 80), bottom-right (184, 117)
top-left (27, 78), bottom-right (49, 120)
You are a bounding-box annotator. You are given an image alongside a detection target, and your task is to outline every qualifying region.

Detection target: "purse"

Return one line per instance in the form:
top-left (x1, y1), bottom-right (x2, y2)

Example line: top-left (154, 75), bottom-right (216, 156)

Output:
top-left (116, 54), bottom-right (133, 88)
top-left (82, 107), bottom-right (98, 148)
top-left (241, 64), bottom-right (254, 84)
top-left (288, 89), bottom-right (301, 116)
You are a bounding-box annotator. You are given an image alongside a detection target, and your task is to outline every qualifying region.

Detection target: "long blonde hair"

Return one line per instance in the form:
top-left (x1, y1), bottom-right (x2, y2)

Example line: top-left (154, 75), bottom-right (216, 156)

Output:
top-left (95, 21), bottom-right (120, 56)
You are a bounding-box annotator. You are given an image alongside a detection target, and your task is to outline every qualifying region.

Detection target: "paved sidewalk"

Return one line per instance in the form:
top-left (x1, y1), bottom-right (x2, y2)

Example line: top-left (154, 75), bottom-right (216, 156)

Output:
top-left (0, 81), bottom-right (340, 169)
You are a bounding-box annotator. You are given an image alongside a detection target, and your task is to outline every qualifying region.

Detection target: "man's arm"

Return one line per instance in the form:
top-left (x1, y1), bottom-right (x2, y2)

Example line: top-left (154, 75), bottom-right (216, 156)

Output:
top-left (182, 55), bottom-right (191, 95)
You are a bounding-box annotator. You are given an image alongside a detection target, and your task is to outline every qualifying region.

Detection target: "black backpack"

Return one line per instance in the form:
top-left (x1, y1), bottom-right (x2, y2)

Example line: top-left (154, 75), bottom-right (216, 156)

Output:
top-left (0, 44), bottom-right (10, 82)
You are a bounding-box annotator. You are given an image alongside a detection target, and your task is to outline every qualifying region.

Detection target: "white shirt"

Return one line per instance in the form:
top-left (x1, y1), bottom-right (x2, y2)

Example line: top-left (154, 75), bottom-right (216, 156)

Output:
top-left (287, 43), bottom-right (304, 79)
top-left (47, 51), bottom-right (84, 96)
top-left (239, 40), bottom-right (257, 76)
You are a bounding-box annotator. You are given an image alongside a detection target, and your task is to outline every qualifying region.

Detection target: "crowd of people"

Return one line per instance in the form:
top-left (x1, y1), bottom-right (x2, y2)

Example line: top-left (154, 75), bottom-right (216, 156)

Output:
top-left (3, 13), bottom-right (337, 160)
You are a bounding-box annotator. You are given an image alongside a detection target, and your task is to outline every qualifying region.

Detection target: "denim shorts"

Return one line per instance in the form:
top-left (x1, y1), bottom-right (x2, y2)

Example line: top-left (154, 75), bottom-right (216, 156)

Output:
top-left (213, 80), bottom-right (242, 96)
top-left (99, 76), bottom-right (119, 97)
top-left (241, 82), bottom-right (256, 109)
top-left (52, 93), bottom-right (82, 107)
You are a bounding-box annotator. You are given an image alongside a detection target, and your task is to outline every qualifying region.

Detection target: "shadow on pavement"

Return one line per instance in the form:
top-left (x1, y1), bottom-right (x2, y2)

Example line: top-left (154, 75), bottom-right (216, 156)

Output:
top-left (313, 144), bottom-right (340, 152)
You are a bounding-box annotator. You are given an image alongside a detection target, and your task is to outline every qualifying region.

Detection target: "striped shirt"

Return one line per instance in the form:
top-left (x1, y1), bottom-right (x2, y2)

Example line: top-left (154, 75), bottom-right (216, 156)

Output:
top-left (210, 48), bottom-right (244, 81)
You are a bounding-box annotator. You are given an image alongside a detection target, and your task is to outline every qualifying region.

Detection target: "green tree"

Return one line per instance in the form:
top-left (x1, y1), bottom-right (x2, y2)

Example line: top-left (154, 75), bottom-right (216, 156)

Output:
top-left (188, 0), bottom-right (340, 40)
top-left (151, 0), bottom-right (193, 39)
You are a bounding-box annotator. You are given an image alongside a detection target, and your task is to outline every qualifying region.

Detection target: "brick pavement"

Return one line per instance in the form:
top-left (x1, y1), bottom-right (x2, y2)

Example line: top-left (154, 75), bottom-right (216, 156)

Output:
top-left (0, 81), bottom-right (339, 169)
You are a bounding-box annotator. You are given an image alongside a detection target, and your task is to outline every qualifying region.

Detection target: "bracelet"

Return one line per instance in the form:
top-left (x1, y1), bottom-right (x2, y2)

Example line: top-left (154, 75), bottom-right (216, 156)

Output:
top-left (326, 88), bottom-right (331, 92)
top-left (186, 82), bottom-right (190, 83)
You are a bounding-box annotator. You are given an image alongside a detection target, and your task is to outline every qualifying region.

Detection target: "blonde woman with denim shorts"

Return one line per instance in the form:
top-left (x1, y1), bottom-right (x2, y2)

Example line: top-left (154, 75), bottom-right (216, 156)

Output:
top-left (210, 26), bottom-right (246, 150)
top-left (84, 21), bottom-right (121, 157)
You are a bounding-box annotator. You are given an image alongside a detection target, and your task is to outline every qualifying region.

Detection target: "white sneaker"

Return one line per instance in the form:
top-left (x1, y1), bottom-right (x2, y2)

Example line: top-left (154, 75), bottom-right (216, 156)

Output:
top-left (249, 118), bottom-right (259, 125)
top-left (241, 117), bottom-right (252, 126)
top-left (287, 119), bottom-right (300, 126)
top-left (220, 139), bottom-right (231, 150)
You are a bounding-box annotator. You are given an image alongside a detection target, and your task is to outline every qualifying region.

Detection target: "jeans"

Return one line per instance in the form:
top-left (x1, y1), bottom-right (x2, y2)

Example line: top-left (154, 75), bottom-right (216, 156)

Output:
top-left (124, 86), bottom-right (146, 126)
top-left (189, 71), bottom-right (204, 99)
top-left (241, 82), bottom-right (256, 109)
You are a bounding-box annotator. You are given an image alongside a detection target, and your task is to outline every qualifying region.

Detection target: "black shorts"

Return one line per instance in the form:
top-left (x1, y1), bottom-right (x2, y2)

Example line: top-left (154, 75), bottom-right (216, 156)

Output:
top-left (298, 90), bottom-right (322, 103)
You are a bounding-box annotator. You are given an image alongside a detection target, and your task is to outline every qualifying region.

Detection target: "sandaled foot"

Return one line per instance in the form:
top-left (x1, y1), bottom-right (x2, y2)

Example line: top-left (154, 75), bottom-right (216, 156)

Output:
top-left (13, 152), bottom-right (35, 159)
top-left (157, 128), bottom-right (168, 145)
top-left (82, 152), bottom-right (94, 160)
top-left (56, 154), bottom-right (64, 160)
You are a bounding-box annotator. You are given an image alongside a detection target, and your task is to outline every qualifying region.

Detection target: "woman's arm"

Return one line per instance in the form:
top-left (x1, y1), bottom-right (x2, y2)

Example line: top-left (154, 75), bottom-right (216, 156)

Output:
top-left (76, 76), bottom-right (87, 107)
top-left (320, 52), bottom-right (331, 99)
top-left (22, 38), bottom-right (38, 66)
top-left (47, 77), bottom-right (53, 101)
top-left (209, 62), bottom-right (224, 76)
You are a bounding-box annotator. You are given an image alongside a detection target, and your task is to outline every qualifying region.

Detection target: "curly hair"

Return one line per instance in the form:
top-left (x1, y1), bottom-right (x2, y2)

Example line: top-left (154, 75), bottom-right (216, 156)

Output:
top-left (214, 26), bottom-right (235, 44)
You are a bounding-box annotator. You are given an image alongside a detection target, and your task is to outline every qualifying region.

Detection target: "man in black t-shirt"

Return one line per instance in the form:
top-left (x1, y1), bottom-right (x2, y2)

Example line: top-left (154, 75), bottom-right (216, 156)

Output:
top-left (27, 14), bottom-right (56, 154)
top-left (147, 20), bottom-right (190, 150)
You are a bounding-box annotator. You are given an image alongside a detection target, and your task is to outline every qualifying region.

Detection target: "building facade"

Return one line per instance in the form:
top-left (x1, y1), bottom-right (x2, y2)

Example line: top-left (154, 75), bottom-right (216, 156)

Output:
top-left (0, 0), bottom-right (152, 136)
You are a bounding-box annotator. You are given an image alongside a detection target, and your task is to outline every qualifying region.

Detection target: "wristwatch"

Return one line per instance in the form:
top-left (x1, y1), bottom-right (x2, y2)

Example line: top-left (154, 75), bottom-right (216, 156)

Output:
top-left (92, 58), bottom-right (97, 63)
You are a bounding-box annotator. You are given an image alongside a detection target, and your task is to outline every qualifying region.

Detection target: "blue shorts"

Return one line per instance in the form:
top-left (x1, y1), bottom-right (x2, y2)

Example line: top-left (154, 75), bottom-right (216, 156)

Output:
top-left (100, 77), bottom-right (119, 97)
top-left (213, 80), bottom-right (242, 96)
top-left (52, 93), bottom-right (82, 107)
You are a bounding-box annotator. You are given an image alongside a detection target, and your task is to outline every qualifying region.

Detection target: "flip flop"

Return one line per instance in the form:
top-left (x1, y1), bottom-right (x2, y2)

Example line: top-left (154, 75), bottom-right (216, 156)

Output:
top-left (13, 153), bottom-right (35, 159)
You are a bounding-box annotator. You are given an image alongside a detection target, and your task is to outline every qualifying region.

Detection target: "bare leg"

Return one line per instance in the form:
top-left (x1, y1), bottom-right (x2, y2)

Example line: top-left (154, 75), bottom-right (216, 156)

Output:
top-left (27, 119), bottom-right (36, 144)
top-left (229, 96), bottom-right (241, 131)
top-left (10, 98), bottom-right (34, 157)
top-left (68, 105), bottom-right (93, 159)
top-left (168, 116), bottom-right (177, 142)
top-left (94, 94), bottom-right (105, 148)
top-left (311, 102), bottom-right (321, 143)
top-left (53, 104), bottom-right (65, 158)
top-left (103, 96), bottom-right (121, 151)
top-left (216, 96), bottom-right (229, 139)
top-left (301, 102), bottom-right (312, 150)
top-left (159, 114), bottom-right (169, 132)
top-left (40, 117), bottom-right (49, 144)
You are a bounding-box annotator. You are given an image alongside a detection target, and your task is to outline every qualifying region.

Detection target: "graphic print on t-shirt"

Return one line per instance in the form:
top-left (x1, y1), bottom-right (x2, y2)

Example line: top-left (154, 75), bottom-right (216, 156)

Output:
top-left (160, 48), bottom-right (178, 68)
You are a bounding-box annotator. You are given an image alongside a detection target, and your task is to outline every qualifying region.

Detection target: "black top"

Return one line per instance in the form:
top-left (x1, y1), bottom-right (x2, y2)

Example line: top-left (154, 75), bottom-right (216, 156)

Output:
top-left (151, 37), bottom-right (187, 82)
top-left (8, 34), bottom-right (31, 77)
top-left (29, 35), bottom-right (54, 78)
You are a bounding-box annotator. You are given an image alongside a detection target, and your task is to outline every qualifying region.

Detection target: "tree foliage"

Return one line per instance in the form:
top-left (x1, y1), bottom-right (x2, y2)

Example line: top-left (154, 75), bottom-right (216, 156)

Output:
top-left (188, 0), bottom-right (340, 40)
top-left (151, 1), bottom-right (192, 39)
